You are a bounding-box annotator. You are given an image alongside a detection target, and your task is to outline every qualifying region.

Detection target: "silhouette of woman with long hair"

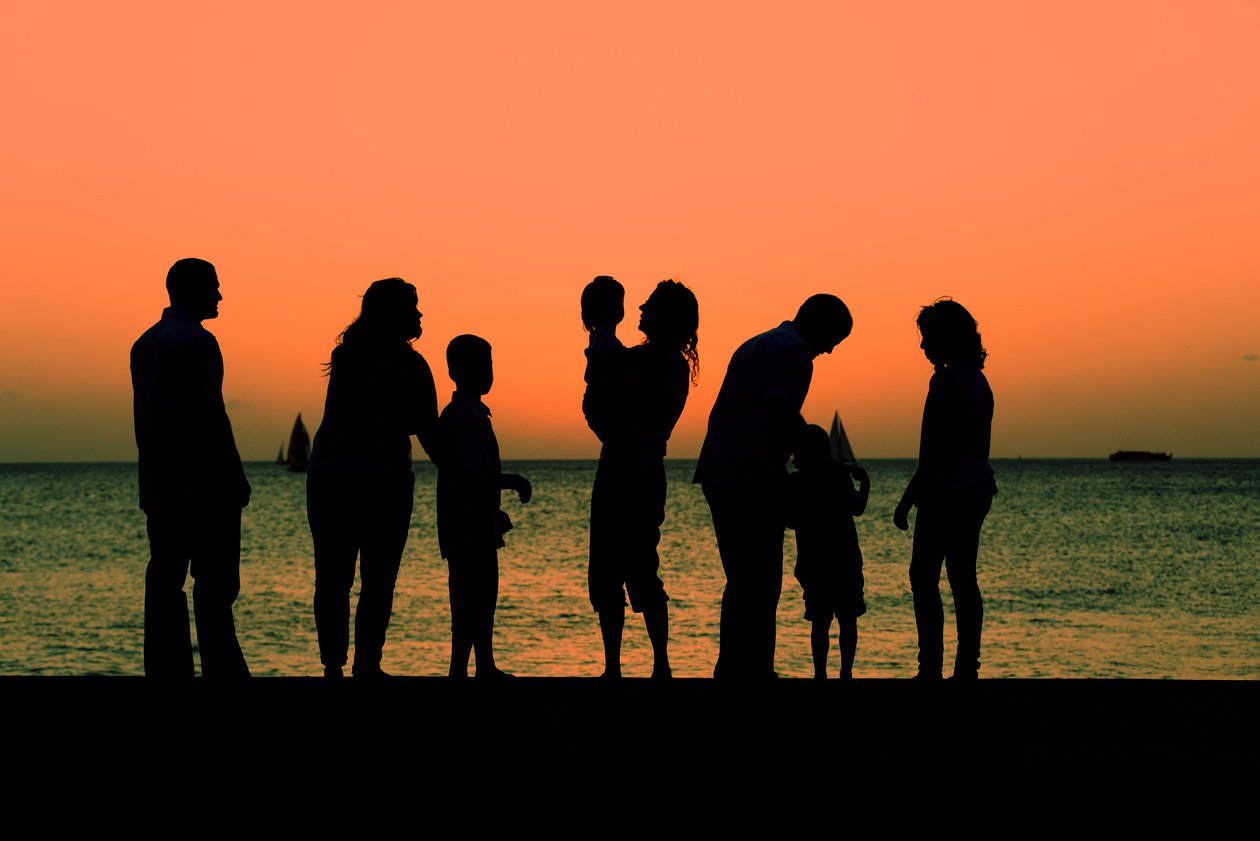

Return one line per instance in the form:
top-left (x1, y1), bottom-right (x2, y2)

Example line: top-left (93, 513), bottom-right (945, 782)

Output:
top-left (306, 278), bottom-right (439, 678)
top-left (893, 298), bottom-right (996, 680)
top-left (584, 279), bottom-right (699, 678)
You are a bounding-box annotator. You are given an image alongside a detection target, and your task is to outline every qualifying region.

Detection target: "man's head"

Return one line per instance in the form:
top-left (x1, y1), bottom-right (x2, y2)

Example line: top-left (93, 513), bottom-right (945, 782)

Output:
top-left (794, 294), bottom-right (852, 358)
top-left (166, 258), bottom-right (221, 320)
top-left (447, 334), bottom-right (494, 396)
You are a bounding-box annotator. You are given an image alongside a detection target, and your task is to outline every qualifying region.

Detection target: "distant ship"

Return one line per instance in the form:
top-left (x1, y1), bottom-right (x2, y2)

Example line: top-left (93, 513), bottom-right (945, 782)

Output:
top-left (1109, 450), bottom-right (1172, 462)
top-left (285, 414), bottom-right (311, 472)
top-left (829, 411), bottom-right (857, 467)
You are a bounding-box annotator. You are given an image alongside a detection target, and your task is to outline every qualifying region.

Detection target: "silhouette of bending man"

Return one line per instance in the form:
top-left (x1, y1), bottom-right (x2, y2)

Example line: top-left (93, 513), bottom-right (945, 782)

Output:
top-left (131, 258), bottom-right (251, 678)
top-left (694, 295), bottom-right (852, 679)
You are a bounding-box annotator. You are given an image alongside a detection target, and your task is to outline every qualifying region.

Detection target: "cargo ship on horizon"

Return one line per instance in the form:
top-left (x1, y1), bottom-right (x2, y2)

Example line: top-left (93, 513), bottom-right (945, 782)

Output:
top-left (1109, 450), bottom-right (1172, 462)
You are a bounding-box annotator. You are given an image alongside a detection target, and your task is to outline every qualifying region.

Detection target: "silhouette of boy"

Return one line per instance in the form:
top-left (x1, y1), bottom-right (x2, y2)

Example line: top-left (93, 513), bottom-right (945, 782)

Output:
top-left (130, 257), bottom-right (250, 678)
top-left (437, 334), bottom-right (532, 679)
top-left (786, 425), bottom-right (868, 680)
top-left (581, 275), bottom-right (625, 441)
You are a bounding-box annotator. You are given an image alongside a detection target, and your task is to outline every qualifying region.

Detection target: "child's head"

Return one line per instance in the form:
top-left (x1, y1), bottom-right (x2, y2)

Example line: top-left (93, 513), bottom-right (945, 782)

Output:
top-left (447, 334), bottom-right (493, 395)
top-left (793, 424), bottom-right (833, 471)
top-left (581, 275), bottom-right (625, 332)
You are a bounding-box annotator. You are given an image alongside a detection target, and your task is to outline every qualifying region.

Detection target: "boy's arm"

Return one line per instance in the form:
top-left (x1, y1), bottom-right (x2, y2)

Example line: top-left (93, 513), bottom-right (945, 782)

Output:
top-left (500, 472), bottom-right (532, 504)
top-left (848, 465), bottom-right (869, 517)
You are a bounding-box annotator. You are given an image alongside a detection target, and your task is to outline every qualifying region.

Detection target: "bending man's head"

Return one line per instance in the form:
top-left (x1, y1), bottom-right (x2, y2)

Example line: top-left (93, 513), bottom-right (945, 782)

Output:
top-left (794, 294), bottom-right (852, 358)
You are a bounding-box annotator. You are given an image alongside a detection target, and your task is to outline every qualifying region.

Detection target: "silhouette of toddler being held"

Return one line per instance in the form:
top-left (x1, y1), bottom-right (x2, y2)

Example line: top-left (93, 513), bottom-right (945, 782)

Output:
top-left (581, 275), bottom-right (626, 442)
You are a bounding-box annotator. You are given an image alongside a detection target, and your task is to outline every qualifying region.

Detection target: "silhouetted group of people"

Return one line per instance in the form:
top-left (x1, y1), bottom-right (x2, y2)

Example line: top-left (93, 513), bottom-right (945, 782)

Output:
top-left (131, 258), bottom-right (996, 681)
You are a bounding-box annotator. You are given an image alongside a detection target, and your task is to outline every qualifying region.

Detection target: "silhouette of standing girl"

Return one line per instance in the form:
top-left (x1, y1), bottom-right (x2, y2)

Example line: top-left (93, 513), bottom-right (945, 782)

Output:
top-left (584, 279), bottom-right (699, 678)
top-left (894, 299), bottom-right (996, 680)
top-left (306, 278), bottom-right (440, 678)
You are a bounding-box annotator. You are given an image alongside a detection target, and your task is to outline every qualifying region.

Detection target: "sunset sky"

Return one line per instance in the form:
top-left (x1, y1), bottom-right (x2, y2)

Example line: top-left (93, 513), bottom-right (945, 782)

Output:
top-left (2, 1), bottom-right (1258, 461)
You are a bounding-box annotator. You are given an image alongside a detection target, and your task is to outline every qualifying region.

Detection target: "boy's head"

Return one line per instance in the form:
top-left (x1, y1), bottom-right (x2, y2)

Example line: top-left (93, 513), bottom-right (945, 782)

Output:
top-left (447, 334), bottom-right (493, 395)
top-left (581, 275), bottom-right (625, 332)
top-left (793, 424), bottom-right (833, 470)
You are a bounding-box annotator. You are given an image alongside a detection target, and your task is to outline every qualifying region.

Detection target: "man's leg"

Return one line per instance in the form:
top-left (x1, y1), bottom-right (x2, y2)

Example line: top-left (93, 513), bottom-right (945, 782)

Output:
top-left (189, 507), bottom-right (249, 679)
top-left (707, 484), bottom-right (784, 680)
top-left (144, 512), bottom-right (194, 678)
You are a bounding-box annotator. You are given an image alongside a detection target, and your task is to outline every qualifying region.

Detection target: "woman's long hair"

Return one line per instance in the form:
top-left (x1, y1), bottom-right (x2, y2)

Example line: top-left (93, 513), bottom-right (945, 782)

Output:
top-left (325, 277), bottom-right (420, 372)
top-left (917, 297), bottom-right (987, 368)
top-left (641, 279), bottom-right (700, 385)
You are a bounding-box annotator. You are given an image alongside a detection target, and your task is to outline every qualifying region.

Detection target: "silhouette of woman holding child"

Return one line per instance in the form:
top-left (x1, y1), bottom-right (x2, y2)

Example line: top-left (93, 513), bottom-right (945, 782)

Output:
top-left (894, 298), bottom-right (996, 680)
top-left (306, 278), bottom-right (440, 679)
top-left (582, 277), bottom-right (700, 678)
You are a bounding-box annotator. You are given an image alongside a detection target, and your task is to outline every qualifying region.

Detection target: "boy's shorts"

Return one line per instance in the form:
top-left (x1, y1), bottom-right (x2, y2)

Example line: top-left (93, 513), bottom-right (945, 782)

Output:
top-left (798, 564), bottom-right (866, 621)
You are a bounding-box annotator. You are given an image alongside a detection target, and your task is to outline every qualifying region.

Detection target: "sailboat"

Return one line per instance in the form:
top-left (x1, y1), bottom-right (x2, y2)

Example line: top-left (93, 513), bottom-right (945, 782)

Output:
top-left (829, 411), bottom-right (857, 467)
top-left (286, 414), bottom-right (311, 473)
top-left (275, 444), bottom-right (286, 465)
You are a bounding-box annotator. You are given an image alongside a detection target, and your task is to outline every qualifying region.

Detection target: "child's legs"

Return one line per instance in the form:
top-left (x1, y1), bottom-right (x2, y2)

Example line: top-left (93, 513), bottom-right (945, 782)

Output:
top-left (467, 548), bottom-right (500, 672)
top-left (447, 558), bottom-right (474, 675)
top-left (810, 614), bottom-right (833, 678)
top-left (837, 614), bottom-right (857, 678)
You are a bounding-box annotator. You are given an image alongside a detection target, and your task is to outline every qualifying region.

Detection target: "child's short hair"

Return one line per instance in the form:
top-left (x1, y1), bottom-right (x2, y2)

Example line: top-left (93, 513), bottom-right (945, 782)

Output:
top-left (797, 424), bottom-right (832, 462)
top-left (581, 275), bottom-right (625, 331)
top-left (446, 334), bottom-right (492, 384)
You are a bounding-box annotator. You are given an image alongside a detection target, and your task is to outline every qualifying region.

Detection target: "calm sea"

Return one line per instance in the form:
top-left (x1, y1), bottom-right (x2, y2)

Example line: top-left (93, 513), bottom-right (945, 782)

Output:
top-left (1, 459), bottom-right (1257, 679)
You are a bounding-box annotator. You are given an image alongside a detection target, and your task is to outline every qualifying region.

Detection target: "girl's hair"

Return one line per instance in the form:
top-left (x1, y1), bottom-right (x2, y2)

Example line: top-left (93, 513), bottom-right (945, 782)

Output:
top-left (917, 297), bottom-right (987, 368)
top-left (326, 277), bottom-right (419, 371)
top-left (642, 279), bottom-right (700, 385)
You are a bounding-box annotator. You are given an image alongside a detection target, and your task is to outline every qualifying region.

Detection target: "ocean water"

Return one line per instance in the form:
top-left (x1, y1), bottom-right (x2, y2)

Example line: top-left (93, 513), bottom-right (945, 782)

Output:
top-left (1, 459), bottom-right (1257, 679)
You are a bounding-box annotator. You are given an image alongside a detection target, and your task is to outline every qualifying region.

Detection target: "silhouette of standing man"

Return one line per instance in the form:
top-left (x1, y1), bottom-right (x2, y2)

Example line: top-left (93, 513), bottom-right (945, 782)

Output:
top-left (694, 295), bottom-right (852, 679)
top-left (131, 258), bottom-right (251, 678)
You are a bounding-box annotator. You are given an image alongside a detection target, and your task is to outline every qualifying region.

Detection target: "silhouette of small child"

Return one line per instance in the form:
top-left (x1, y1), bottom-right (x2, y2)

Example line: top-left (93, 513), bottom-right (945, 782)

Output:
top-left (437, 334), bottom-right (532, 679)
top-left (787, 424), bottom-right (869, 680)
top-left (581, 275), bottom-right (625, 441)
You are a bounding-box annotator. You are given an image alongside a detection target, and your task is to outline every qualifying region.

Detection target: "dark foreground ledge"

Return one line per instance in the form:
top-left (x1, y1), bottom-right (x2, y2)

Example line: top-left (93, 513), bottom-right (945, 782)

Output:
top-left (6, 677), bottom-right (1255, 776)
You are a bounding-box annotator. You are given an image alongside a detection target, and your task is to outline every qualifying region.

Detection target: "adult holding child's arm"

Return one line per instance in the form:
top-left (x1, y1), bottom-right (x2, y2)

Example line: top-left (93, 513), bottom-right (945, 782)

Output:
top-left (894, 298), bottom-right (997, 681)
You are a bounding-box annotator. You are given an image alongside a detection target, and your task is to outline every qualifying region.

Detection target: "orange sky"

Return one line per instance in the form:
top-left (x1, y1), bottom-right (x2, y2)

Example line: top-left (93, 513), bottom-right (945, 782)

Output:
top-left (2, 1), bottom-right (1258, 460)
